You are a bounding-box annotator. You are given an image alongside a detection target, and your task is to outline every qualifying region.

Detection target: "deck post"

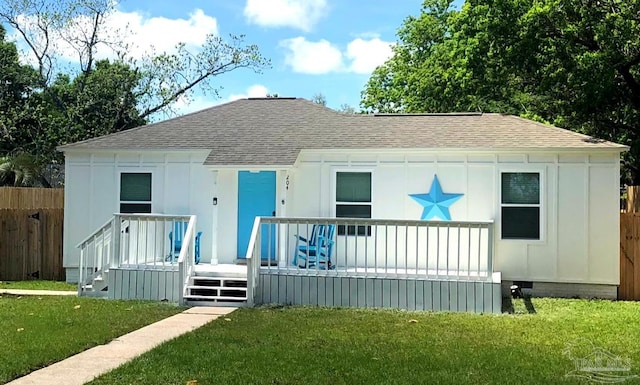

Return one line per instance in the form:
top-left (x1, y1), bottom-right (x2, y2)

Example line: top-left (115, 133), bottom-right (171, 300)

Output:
top-left (178, 261), bottom-right (185, 306)
top-left (78, 247), bottom-right (85, 295)
top-left (111, 215), bottom-right (121, 268)
top-left (487, 223), bottom-right (494, 275)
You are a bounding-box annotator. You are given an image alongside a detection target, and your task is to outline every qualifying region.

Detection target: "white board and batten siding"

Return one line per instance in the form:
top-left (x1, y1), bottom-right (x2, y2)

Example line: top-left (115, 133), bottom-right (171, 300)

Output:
top-left (289, 150), bottom-right (621, 287)
top-left (63, 151), bottom-right (215, 282)
top-left (65, 148), bottom-right (621, 291)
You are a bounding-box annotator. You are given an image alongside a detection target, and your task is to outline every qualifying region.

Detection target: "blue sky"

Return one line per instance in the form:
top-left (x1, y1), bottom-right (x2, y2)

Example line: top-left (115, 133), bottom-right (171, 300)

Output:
top-left (9, 0), bottom-right (464, 115)
top-left (114, 0), bottom-right (429, 113)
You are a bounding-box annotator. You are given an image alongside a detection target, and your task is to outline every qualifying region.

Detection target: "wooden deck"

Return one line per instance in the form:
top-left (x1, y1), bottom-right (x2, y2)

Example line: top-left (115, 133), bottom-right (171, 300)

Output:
top-left (79, 214), bottom-right (502, 313)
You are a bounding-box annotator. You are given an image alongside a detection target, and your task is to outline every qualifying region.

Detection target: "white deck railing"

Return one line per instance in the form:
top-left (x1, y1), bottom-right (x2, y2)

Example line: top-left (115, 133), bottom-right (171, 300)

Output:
top-left (245, 217), bottom-right (494, 285)
top-left (77, 213), bottom-right (196, 298)
top-left (177, 215), bottom-right (197, 306)
top-left (246, 217), bottom-right (262, 307)
top-left (76, 217), bottom-right (116, 296)
top-left (115, 214), bottom-right (193, 268)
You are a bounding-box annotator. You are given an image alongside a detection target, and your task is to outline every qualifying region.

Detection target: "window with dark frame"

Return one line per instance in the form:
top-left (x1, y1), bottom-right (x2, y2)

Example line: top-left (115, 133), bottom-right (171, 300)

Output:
top-left (501, 172), bottom-right (540, 240)
top-left (120, 173), bottom-right (152, 213)
top-left (336, 172), bottom-right (372, 236)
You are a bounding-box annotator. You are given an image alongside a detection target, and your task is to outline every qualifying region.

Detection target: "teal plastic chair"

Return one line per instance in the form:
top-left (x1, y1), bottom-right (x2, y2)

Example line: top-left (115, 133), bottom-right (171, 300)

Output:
top-left (167, 221), bottom-right (202, 264)
top-left (293, 224), bottom-right (336, 269)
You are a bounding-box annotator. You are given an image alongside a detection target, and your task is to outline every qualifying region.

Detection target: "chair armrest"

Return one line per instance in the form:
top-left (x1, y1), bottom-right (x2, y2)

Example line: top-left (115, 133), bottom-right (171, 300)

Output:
top-left (317, 235), bottom-right (335, 246)
top-left (294, 235), bottom-right (309, 243)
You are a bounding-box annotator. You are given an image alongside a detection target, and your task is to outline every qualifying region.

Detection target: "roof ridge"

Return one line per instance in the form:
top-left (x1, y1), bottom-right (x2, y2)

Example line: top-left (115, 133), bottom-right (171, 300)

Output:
top-left (295, 98), bottom-right (359, 117)
top-left (503, 115), bottom-right (616, 145)
top-left (247, 96), bottom-right (297, 100)
top-left (373, 112), bottom-right (482, 117)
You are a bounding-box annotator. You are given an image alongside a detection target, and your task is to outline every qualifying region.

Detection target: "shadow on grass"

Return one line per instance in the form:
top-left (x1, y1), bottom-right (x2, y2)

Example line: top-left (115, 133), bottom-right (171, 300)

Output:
top-left (523, 297), bottom-right (536, 314)
top-left (502, 296), bottom-right (537, 314)
top-left (502, 296), bottom-right (515, 313)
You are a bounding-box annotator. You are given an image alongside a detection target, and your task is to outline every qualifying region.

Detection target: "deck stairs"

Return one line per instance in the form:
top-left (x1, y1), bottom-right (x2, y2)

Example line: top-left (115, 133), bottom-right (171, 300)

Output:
top-left (80, 269), bottom-right (110, 297)
top-left (184, 269), bottom-right (248, 306)
top-left (79, 267), bottom-right (249, 305)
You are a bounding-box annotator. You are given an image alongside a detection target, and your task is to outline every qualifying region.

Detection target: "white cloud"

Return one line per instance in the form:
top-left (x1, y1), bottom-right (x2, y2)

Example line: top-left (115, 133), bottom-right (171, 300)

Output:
top-left (227, 84), bottom-right (270, 101)
top-left (280, 36), bottom-right (393, 75)
top-left (280, 37), bottom-right (343, 74)
top-left (244, 0), bottom-right (327, 31)
top-left (13, 8), bottom-right (219, 64)
top-left (108, 9), bottom-right (218, 59)
top-left (346, 38), bottom-right (394, 74)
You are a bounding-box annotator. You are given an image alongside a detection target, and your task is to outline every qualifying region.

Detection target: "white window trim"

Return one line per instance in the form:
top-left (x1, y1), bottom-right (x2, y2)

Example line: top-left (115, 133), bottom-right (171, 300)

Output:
top-left (117, 170), bottom-right (155, 213)
top-left (330, 168), bottom-right (374, 217)
top-left (498, 168), bottom-right (546, 242)
top-left (330, 168), bottom-right (374, 237)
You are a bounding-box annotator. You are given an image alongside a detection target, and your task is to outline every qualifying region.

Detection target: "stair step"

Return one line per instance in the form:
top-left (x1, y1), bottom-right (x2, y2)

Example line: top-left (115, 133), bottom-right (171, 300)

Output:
top-left (192, 276), bottom-right (247, 282)
top-left (188, 285), bottom-right (247, 291)
top-left (184, 294), bottom-right (247, 301)
top-left (191, 280), bottom-right (247, 288)
top-left (193, 270), bottom-right (247, 279)
top-left (188, 286), bottom-right (247, 298)
top-left (188, 275), bottom-right (246, 290)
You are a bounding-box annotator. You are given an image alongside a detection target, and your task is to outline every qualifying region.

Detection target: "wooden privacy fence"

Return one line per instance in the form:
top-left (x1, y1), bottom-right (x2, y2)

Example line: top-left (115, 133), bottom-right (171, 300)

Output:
top-left (0, 209), bottom-right (64, 281)
top-left (620, 212), bottom-right (640, 300)
top-left (0, 187), bottom-right (64, 209)
top-left (622, 185), bottom-right (640, 213)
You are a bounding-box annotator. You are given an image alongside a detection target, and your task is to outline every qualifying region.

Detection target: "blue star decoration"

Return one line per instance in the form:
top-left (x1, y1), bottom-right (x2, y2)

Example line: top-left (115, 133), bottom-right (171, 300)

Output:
top-left (409, 175), bottom-right (463, 221)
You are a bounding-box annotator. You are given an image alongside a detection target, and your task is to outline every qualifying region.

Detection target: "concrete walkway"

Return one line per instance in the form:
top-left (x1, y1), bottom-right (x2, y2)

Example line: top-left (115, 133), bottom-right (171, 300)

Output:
top-left (1, 289), bottom-right (77, 296)
top-left (8, 306), bottom-right (237, 385)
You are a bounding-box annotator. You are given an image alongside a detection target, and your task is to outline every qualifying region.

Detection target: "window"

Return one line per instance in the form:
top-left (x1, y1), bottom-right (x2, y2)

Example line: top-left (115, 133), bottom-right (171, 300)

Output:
top-left (336, 172), bottom-right (371, 236)
top-left (120, 173), bottom-right (152, 213)
top-left (501, 172), bottom-right (540, 240)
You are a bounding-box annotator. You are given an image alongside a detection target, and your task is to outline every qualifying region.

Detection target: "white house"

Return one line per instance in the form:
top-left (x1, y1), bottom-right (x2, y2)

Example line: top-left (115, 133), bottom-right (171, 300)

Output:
top-left (59, 97), bottom-right (627, 311)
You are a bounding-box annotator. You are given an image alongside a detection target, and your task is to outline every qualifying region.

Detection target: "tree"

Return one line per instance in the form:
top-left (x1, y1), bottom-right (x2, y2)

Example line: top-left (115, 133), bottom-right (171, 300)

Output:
top-left (0, 24), bottom-right (42, 155)
top-left (311, 93), bottom-right (327, 106)
top-left (361, 0), bottom-right (640, 183)
top-left (338, 103), bottom-right (357, 114)
top-left (0, 153), bottom-right (51, 187)
top-left (0, 0), bottom-right (270, 183)
top-left (311, 93), bottom-right (357, 113)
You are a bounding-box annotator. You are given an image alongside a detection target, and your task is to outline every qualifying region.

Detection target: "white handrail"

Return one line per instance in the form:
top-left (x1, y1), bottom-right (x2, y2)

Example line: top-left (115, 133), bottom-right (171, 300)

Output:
top-left (255, 217), bottom-right (495, 280)
top-left (177, 215), bottom-right (197, 305)
top-left (116, 213), bottom-right (194, 219)
top-left (76, 217), bottom-right (115, 294)
top-left (76, 217), bottom-right (115, 248)
top-left (245, 217), bottom-right (262, 307)
top-left (261, 217), bottom-right (494, 227)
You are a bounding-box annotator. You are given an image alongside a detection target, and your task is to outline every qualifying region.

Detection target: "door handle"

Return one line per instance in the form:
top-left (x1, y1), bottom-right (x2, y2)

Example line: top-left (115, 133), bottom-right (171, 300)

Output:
top-left (272, 211), bottom-right (276, 217)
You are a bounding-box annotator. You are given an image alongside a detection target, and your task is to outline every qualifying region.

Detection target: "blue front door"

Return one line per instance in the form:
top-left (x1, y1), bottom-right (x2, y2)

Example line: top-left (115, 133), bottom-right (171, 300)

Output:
top-left (237, 171), bottom-right (276, 260)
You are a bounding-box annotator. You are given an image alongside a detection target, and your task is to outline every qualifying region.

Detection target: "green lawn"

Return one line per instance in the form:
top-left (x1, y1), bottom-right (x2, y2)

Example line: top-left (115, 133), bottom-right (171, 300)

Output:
top-left (0, 280), bottom-right (77, 291)
top-left (89, 298), bottom-right (640, 385)
top-left (0, 295), bottom-right (184, 383)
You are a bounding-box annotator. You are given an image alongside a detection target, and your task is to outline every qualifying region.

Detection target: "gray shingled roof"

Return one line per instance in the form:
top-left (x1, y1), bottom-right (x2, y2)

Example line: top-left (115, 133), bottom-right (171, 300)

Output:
top-left (58, 97), bottom-right (628, 165)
